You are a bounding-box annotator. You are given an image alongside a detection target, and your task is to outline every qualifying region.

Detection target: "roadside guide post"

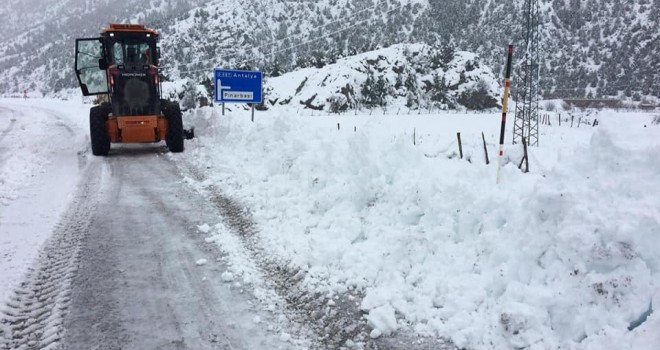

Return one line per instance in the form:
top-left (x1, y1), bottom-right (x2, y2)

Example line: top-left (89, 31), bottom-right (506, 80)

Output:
top-left (496, 45), bottom-right (514, 184)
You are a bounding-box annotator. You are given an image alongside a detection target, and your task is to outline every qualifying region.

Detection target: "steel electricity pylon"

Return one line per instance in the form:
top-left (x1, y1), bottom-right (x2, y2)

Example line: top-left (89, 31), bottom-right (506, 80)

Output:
top-left (512, 0), bottom-right (540, 147)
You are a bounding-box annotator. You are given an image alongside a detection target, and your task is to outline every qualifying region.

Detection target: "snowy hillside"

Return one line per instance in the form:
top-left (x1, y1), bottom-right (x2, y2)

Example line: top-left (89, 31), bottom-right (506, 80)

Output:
top-left (168, 43), bottom-right (502, 112)
top-left (1, 0), bottom-right (658, 101)
top-left (263, 44), bottom-right (500, 111)
top-left (0, 0), bottom-right (200, 94)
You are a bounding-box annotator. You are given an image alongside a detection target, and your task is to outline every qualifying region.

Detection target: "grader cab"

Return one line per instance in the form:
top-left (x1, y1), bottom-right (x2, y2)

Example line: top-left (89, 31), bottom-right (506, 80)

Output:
top-left (74, 23), bottom-right (184, 155)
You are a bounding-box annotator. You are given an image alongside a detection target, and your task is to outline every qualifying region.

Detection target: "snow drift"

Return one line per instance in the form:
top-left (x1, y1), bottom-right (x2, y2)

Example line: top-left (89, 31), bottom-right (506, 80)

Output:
top-left (180, 106), bottom-right (660, 349)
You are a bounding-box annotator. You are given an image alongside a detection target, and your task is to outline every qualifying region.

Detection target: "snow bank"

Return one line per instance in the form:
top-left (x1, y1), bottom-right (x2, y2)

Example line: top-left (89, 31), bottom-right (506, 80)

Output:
top-left (0, 98), bottom-right (90, 306)
top-left (181, 107), bottom-right (660, 349)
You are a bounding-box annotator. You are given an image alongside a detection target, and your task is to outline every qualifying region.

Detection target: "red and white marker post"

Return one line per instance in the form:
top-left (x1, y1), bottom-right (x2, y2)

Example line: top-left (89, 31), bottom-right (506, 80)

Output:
top-left (496, 45), bottom-right (514, 184)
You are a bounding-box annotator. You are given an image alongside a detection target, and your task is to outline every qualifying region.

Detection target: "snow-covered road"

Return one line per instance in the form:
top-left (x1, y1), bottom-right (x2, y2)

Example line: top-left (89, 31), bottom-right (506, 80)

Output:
top-left (0, 100), bottom-right (299, 349)
top-left (58, 147), bottom-right (294, 349)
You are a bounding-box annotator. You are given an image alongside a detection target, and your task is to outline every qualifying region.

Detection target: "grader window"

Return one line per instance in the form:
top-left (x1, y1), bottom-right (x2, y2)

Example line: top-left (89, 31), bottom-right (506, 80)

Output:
top-left (111, 41), bottom-right (153, 65)
top-left (74, 38), bottom-right (109, 96)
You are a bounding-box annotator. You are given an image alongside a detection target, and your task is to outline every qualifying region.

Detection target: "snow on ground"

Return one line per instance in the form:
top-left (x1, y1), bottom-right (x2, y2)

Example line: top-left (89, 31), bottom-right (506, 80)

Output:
top-left (0, 98), bottom-right (89, 306)
top-left (1, 94), bottom-right (657, 349)
top-left (181, 105), bottom-right (660, 349)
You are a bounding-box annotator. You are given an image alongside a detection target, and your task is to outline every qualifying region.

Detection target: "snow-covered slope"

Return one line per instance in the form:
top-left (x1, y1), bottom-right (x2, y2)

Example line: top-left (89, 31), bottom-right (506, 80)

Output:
top-left (169, 43), bottom-right (502, 111)
top-left (263, 43), bottom-right (500, 111)
top-left (0, 0), bottom-right (201, 95)
top-left (1, 0), bottom-right (658, 101)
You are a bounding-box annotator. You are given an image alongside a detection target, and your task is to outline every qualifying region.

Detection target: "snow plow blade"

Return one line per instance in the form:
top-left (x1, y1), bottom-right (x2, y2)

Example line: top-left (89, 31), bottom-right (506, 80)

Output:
top-left (184, 127), bottom-right (195, 140)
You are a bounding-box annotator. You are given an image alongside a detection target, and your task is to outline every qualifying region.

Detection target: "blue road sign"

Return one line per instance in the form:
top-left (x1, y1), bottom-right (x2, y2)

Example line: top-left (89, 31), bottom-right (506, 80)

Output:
top-left (214, 69), bottom-right (263, 104)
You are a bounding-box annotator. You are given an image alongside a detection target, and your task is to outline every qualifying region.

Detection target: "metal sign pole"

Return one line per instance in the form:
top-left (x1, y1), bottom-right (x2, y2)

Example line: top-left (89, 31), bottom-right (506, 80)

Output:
top-left (251, 104), bottom-right (255, 122)
top-left (222, 102), bottom-right (225, 116)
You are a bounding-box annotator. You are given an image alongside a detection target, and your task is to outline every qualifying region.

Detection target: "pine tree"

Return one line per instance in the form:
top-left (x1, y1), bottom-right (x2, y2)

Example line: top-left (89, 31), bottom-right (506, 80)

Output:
top-left (270, 61), bottom-right (282, 77)
top-left (360, 71), bottom-right (377, 108)
top-left (404, 72), bottom-right (418, 93)
top-left (395, 72), bottom-right (404, 90)
top-left (440, 42), bottom-right (455, 67)
top-left (374, 76), bottom-right (390, 106)
top-left (406, 92), bottom-right (418, 108)
top-left (430, 72), bottom-right (448, 104)
top-left (181, 79), bottom-right (197, 110)
top-left (360, 70), bottom-right (390, 108)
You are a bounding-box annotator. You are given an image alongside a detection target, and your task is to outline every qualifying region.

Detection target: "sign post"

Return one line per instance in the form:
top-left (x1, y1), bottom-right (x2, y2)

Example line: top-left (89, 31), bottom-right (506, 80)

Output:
top-left (214, 68), bottom-right (263, 122)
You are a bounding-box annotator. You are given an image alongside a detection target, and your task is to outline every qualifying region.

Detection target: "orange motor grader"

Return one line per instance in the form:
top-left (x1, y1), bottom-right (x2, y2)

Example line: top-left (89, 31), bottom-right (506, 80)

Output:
top-left (74, 23), bottom-right (186, 155)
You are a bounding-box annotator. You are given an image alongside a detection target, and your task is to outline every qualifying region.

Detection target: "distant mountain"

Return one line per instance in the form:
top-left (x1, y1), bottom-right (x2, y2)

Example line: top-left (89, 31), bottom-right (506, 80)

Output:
top-left (1, 0), bottom-right (658, 102)
top-left (0, 0), bottom-right (199, 94)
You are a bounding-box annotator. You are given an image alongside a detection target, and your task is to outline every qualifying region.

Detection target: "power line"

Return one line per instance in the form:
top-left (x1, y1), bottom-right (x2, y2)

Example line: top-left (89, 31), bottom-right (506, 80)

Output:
top-left (545, 83), bottom-right (633, 92)
top-left (162, 0), bottom-right (401, 71)
top-left (175, 1), bottom-right (406, 75)
top-left (164, 0), bottom-right (395, 69)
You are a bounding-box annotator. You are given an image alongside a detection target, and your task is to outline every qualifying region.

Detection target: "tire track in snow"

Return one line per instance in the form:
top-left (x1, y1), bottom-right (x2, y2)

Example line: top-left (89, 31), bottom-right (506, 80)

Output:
top-left (0, 163), bottom-right (102, 350)
top-left (177, 159), bottom-right (455, 350)
top-left (0, 114), bottom-right (17, 144)
top-left (0, 107), bottom-right (17, 168)
top-left (3, 104), bottom-right (77, 138)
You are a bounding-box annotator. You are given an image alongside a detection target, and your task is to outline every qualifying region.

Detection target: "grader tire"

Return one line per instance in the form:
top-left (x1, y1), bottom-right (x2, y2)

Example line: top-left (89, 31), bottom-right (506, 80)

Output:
top-left (163, 101), bottom-right (184, 153)
top-left (90, 104), bottom-right (111, 156)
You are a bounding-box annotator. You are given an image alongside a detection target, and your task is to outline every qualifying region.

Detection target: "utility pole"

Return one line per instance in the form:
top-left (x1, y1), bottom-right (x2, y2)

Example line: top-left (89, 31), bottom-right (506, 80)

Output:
top-left (513, 0), bottom-right (540, 147)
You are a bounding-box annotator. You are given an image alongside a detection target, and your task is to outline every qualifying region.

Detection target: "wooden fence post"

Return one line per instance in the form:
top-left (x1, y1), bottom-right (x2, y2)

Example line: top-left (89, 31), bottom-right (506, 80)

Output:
top-left (457, 132), bottom-right (463, 159)
top-left (482, 132), bottom-right (490, 165)
top-left (518, 137), bottom-right (529, 173)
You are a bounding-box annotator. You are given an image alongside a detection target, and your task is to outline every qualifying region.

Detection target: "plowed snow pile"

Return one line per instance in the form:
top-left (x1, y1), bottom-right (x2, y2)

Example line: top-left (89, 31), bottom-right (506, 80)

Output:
top-left (182, 107), bottom-right (660, 349)
top-left (0, 98), bottom-right (89, 306)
